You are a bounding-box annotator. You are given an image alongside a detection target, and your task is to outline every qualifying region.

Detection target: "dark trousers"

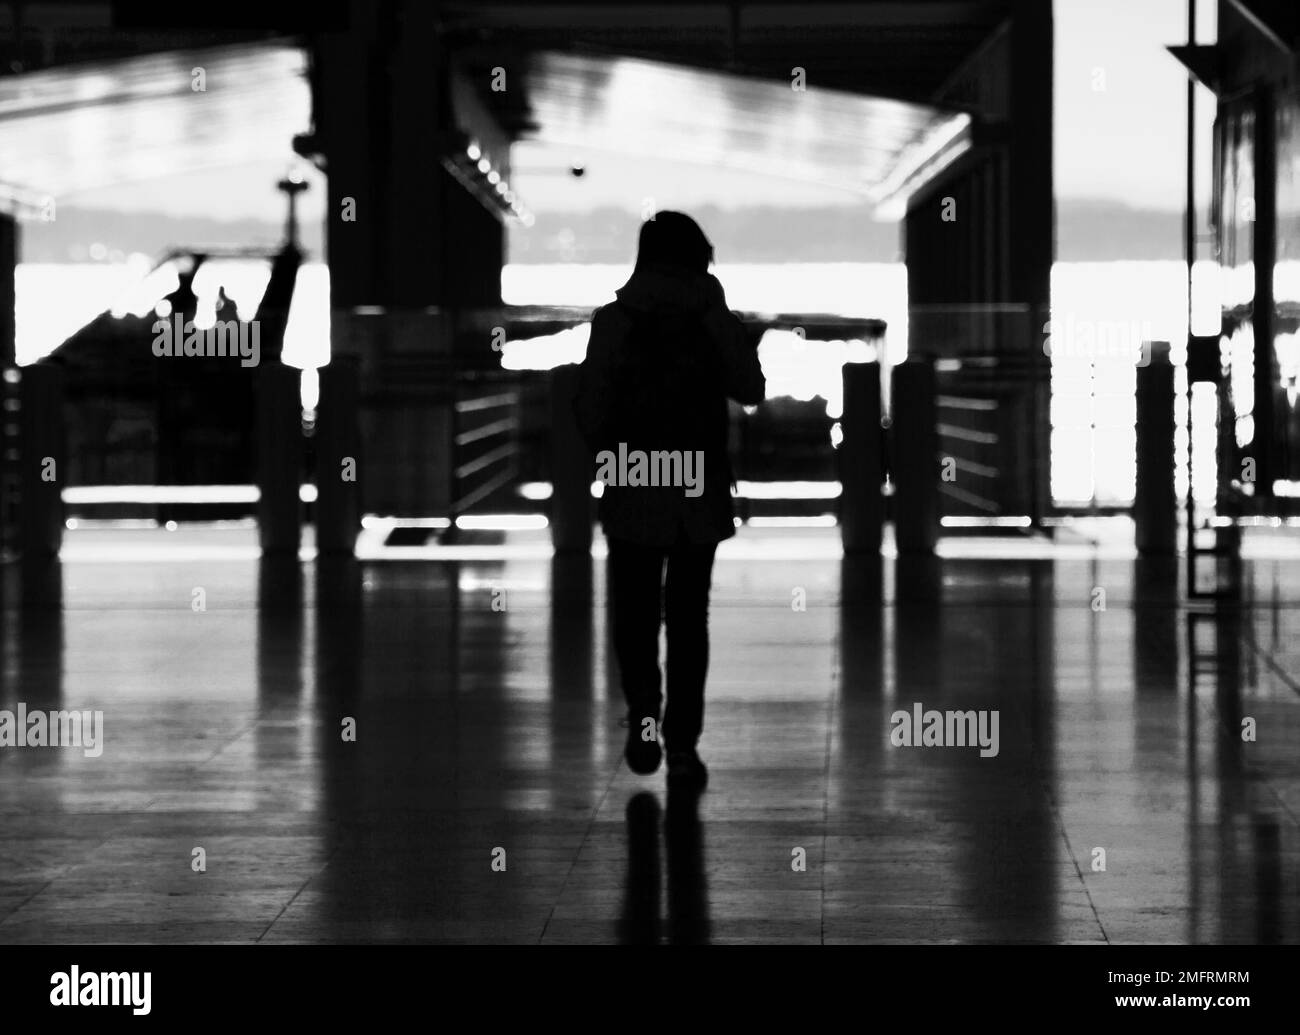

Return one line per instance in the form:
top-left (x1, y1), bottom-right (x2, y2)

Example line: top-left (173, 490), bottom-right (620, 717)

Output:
top-left (608, 530), bottom-right (718, 750)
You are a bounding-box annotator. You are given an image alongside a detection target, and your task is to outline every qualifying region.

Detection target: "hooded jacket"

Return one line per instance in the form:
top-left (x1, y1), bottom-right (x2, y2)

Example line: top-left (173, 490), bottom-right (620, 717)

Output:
top-left (573, 263), bottom-right (765, 546)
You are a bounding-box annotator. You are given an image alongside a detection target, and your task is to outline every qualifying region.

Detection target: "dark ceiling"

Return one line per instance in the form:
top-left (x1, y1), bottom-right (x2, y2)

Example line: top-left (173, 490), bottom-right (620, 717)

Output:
top-left (441, 1), bottom-right (1013, 136)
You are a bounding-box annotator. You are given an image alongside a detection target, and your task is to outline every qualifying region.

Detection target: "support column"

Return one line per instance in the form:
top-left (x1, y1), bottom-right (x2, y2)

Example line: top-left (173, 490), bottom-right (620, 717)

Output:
top-left (840, 361), bottom-right (883, 554)
top-left (904, 2), bottom-right (1054, 524)
top-left (256, 362), bottom-right (301, 555)
top-left (313, 0), bottom-right (505, 524)
top-left (550, 364), bottom-right (593, 554)
top-left (1135, 341), bottom-right (1177, 556)
top-left (0, 214), bottom-right (15, 370)
top-left (1008, 0), bottom-right (1055, 332)
top-left (892, 359), bottom-right (939, 555)
top-left (1252, 86), bottom-right (1277, 497)
top-left (1, 214), bottom-right (17, 558)
top-left (19, 360), bottom-right (64, 558)
top-left (315, 354), bottom-right (362, 554)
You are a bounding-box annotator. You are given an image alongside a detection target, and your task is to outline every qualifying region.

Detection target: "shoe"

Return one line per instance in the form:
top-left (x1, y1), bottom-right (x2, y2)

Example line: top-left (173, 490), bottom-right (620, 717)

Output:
top-left (666, 749), bottom-right (708, 790)
top-left (625, 714), bottom-right (662, 775)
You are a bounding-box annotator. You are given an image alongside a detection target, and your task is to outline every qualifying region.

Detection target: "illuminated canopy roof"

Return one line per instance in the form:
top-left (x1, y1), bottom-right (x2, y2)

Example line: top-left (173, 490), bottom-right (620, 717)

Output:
top-left (0, 34), bottom-right (971, 218)
top-left (511, 50), bottom-right (971, 208)
top-left (0, 41), bottom-right (309, 213)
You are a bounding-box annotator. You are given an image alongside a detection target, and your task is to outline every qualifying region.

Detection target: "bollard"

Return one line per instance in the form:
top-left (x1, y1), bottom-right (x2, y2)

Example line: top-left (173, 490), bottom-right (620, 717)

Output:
top-left (19, 360), bottom-right (65, 558)
top-left (891, 358), bottom-right (939, 555)
top-left (1135, 341), bottom-right (1176, 556)
top-left (550, 363), bottom-right (593, 554)
top-left (315, 354), bottom-right (361, 555)
top-left (256, 361), bottom-right (302, 555)
top-left (839, 360), bottom-right (883, 554)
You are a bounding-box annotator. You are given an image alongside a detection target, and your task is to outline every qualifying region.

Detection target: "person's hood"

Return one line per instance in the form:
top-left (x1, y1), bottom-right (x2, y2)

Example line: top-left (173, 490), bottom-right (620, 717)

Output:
top-left (615, 264), bottom-right (709, 314)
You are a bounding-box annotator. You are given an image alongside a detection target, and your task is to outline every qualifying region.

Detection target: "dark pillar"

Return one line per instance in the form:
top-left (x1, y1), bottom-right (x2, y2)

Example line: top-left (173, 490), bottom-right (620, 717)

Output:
top-left (315, 354), bottom-right (362, 554)
top-left (0, 214), bottom-right (15, 369)
top-left (892, 359), bottom-right (939, 555)
top-left (1251, 85), bottom-right (1277, 497)
top-left (902, 3), bottom-right (1054, 524)
top-left (256, 362), bottom-right (301, 555)
top-left (1009, 0), bottom-right (1055, 524)
top-left (313, 1), bottom-right (506, 519)
top-left (839, 361), bottom-right (883, 554)
top-left (550, 364), bottom-right (593, 554)
top-left (19, 360), bottom-right (64, 557)
top-left (1135, 341), bottom-right (1177, 555)
top-left (1009, 0), bottom-right (1055, 331)
top-left (1, 214), bottom-right (16, 558)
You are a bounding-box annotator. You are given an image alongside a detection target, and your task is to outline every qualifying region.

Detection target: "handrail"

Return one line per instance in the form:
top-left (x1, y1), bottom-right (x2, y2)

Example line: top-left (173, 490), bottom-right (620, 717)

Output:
top-left (449, 378), bottom-right (521, 521)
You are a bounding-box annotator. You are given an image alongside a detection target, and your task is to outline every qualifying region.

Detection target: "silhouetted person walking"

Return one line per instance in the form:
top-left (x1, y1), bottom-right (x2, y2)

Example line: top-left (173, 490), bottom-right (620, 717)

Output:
top-left (575, 212), bottom-right (764, 788)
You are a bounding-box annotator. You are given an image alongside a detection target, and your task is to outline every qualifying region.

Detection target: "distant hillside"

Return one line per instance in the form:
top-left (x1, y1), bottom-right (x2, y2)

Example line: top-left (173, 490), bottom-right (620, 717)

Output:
top-left (508, 204), bottom-right (904, 264)
top-left (1055, 200), bottom-right (1183, 261)
top-left (16, 199), bottom-right (1183, 264)
top-left (515, 200), bottom-right (1184, 263)
top-left (19, 207), bottom-right (323, 262)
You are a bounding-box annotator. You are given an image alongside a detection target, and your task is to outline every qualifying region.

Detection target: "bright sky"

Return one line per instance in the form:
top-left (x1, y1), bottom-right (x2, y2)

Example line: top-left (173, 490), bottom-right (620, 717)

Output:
top-left (60, 0), bottom-right (1213, 221)
top-left (1052, 0), bottom-right (1214, 212)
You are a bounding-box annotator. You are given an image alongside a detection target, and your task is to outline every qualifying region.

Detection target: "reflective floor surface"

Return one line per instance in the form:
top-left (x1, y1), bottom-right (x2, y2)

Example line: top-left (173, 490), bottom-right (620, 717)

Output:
top-left (0, 526), bottom-right (1297, 943)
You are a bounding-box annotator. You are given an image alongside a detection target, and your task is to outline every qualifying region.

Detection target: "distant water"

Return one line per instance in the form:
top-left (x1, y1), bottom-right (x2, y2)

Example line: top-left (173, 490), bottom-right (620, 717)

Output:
top-left (16, 259), bottom-right (1237, 505)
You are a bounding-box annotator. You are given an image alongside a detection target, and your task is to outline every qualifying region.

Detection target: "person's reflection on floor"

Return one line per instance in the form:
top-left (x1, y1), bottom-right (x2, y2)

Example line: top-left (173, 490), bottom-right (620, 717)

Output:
top-left (618, 792), bottom-right (661, 945)
top-left (618, 788), bottom-right (711, 945)
top-left (664, 785), bottom-right (710, 944)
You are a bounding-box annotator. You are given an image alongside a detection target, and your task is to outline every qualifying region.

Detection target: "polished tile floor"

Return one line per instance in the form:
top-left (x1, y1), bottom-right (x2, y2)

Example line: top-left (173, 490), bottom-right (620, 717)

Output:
top-left (0, 525), bottom-right (1297, 943)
